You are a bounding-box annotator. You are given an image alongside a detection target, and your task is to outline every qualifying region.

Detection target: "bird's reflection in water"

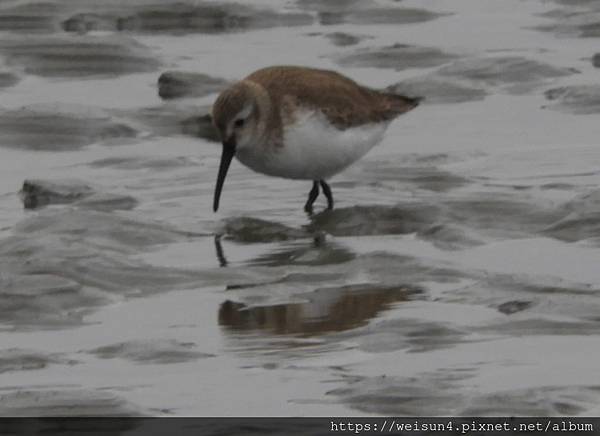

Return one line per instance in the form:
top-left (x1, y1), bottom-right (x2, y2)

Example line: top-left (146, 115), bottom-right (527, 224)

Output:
top-left (213, 231), bottom-right (354, 267)
top-left (218, 284), bottom-right (422, 337)
top-left (214, 235), bottom-right (228, 267)
top-left (215, 219), bottom-right (422, 336)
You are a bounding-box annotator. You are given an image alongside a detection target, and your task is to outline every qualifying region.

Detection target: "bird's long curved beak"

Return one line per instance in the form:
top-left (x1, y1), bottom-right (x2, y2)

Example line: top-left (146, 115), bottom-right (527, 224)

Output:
top-left (213, 139), bottom-right (236, 212)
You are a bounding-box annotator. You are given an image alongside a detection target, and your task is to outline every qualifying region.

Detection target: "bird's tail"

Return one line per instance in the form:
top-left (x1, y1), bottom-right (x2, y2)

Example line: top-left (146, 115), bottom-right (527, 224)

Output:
top-left (383, 92), bottom-right (423, 116)
top-left (391, 94), bottom-right (423, 108)
top-left (405, 95), bottom-right (424, 105)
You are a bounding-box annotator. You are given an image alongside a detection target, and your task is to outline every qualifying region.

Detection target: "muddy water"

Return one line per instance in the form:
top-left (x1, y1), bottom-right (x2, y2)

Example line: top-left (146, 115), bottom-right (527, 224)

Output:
top-left (1, 0), bottom-right (600, 417)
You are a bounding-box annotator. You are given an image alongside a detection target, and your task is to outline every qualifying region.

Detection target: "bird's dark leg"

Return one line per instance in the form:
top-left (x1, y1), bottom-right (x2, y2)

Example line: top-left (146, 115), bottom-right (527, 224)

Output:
top-left (320, 180), bottom-right (334, 210)
top-left (304, 181), bottom-right (320, 214)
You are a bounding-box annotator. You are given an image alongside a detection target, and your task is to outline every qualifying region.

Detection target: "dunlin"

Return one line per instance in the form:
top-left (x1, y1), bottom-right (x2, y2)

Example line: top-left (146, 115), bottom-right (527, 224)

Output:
top-left (211, 66), bottom-right (420, 213)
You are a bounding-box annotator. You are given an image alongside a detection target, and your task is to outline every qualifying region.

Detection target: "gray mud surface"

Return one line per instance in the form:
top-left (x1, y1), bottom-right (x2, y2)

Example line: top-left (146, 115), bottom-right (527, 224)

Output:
top-left (0, 0), bottom-right (599, 418)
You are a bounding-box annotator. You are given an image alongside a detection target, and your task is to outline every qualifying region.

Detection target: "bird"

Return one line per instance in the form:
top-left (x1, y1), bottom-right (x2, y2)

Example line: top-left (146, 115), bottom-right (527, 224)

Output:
top-left (210, 65), bottom-right (420, 213)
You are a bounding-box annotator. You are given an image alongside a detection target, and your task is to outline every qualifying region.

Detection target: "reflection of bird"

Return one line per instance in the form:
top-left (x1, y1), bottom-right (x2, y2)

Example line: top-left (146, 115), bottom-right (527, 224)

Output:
top-left (218, 284), bottom-right (419, 336)
top-left (213, 235), bottom-right (227, 267)
top-left (211, 66), bottom-right (420, 213)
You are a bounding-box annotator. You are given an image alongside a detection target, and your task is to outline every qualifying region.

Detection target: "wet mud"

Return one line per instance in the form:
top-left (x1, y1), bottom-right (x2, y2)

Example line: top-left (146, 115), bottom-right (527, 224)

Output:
top-left (1, 0), bottom-right (599, 418)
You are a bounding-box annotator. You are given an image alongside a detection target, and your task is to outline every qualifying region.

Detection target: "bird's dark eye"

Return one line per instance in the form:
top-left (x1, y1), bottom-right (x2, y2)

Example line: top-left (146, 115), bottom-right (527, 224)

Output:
top-left (234, 119), bottom-right (245, 128)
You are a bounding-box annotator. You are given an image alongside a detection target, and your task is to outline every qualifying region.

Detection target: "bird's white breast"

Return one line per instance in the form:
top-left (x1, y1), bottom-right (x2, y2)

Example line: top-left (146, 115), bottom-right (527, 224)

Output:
top-left (236, 109), bottom-right (388, 180)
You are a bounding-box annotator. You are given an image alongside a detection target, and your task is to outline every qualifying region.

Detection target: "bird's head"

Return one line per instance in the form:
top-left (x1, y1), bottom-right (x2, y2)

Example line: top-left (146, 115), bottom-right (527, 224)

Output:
top-left (211, 81), bottom-right (265, 212)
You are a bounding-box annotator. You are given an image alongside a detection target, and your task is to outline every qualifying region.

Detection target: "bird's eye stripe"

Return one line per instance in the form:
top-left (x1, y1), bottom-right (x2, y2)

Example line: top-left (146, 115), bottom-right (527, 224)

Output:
top-left (234, 119), bottom-right (245, 127)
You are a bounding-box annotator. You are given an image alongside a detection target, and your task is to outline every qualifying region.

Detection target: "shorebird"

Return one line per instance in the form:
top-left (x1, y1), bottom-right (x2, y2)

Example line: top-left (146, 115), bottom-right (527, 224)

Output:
top-left (211, 66), bottom-right (420, 213)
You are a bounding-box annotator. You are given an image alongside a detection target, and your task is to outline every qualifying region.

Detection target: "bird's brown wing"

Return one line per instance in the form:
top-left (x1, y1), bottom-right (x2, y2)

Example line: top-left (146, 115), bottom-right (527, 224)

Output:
top-left (246, 66), bottom-right (419, 130)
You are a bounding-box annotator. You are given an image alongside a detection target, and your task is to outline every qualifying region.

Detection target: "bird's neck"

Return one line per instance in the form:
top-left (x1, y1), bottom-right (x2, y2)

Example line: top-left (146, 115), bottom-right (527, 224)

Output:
top-left (242, 80), bottom-right (283, 147)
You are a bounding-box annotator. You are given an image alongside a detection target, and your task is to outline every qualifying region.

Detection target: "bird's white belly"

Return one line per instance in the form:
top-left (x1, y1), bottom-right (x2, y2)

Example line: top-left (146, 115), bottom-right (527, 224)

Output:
top-left (236, 110), bottom-right (389, 180)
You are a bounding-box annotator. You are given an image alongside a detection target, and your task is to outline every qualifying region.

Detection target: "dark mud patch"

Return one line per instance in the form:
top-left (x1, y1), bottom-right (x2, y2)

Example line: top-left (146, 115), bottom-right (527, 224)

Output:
top-left (224, 271), bottom-right (345, 292)
top-left (497, 300), bottom-right (534, 315)
top-left (0, 35), bottom-right (160, 78)
top-left (62, 3), bottom-right (313, 35)
top-left (20, 179), bottom-right (95, 209)
top-left (20, 178), bottom-right (137, 211)
top-left (397, 153), bottom-right (462, 166)
top-left (479, 318), bottom-right (600, 336)
top-left (328, 370), bottom-right (472, 415)
top-left (24, 180), bottom-right (136, 211)
top-left (337, 252), bottom-right (463, 287)
top-left (224, 190), bottom-right (573, 249)
top-left (447, 273), bottom-right (600, 320)
top-left (89, 156), bottom-right (195, 171)
top-left (0, 2), bottom-right (61, 33)
top-left (518, 282), bottom-right (597, 297)
top-left (540, 182), bottom-right (576, 190)
top-left (0, 389), bottom-right (139, 416)
top-left (323, 32), bottom-right (370, 47)
top-left (387, 77), bottom-right (487, 104)
top-left (158, 71), bottom-right (229, 100)
top-left (544, 85), bottom-right (600, 114)
top-left (550, 0), bottom-right (600, 6)
top-left (542, 189), bottom-right (600, 242)
top-left (307, 191), bottom-right (572, 246)
top-left (296, 0), bottom-right (375, 12)
top-left (536, 7), bottom-right (600, 38)
top-left (1, 1), bottom-right (312, 36)
top-left (0, 71), bottom-right (20, 89)
top-left (172, 112), bottom-right (217, 141)
top-left (0, 348), bottom-right (76, 374)
top-left (462, 386), bottom-right (600, 416)
top-left (417, 224), bottom-right (485, 250)
top-left (386, 55), bottom-right (568, 102)
top-left (337, 8), bottom-right (444, 26)
top-left (0, 253), bottom-right (209, 330)
top-left (0, 206), bottom-right (224, 330)
top-left (220, 217), bottom-right (308, 243)
top-left (73, 193), bottom-right (138, 212)
top-left (543, 212), bottom-right (600, 242)
top-left (573, 22), bottom-right (600, 38)
top-left (561, 189), bottom-right (600, 216)
top-left (335, 44), bottom-right (456, 71)
top-left (0, 271), bottom-right (108, 330)
top-left (13, 208), bottom-right (197, 250)
top-left (436, 56), bottom-right (574, 94)
top-left (331, 374), bottom-right (600, 415)
top-left (87, 339), bottom-right (214, 364)
top-left (445, 195), bottom-right (565, 237)
top-left (247, 240), bottom-right (356, 267)
top-left (303, 200), bottom-right (485, 249)
top-left (118, 105), bottom-right (218, 142)
top-left (358, 161), bottom-right (472, 192)
top-left (0, 106), bottom-right (138, 151)
top-left (297, 1), bottom-right (445, 26)
top-left (219, 284), bottom-right (421, 336)
top-left (345, 318), bottom-right (469, 353)
top-left (307, 204), bottom-right (442, 237)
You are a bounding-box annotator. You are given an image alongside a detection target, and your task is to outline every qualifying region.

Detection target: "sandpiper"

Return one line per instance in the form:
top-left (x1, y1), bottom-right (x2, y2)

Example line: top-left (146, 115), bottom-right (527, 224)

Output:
top-left (211, 66), bottom-right (420, 213)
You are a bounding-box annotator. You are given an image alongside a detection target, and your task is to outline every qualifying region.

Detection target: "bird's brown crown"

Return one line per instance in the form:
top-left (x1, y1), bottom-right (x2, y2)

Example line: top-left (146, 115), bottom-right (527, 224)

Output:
top-left (212, 82), bottom-right (252, 137)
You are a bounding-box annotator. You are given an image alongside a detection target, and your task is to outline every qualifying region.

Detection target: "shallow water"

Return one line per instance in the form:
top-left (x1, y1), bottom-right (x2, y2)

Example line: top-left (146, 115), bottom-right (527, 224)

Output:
top-left (1, 0), bottom-right (600, 417)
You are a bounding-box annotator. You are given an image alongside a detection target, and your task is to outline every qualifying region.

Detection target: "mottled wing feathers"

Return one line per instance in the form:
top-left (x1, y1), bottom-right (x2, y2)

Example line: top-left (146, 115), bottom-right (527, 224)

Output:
top-left (246, 66), bottom-right (419, 130)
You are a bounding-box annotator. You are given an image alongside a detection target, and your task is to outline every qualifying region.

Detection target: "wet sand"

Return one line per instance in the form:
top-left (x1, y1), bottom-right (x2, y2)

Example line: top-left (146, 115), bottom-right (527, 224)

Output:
top-left (1, 0), bottom-right (600, 417)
